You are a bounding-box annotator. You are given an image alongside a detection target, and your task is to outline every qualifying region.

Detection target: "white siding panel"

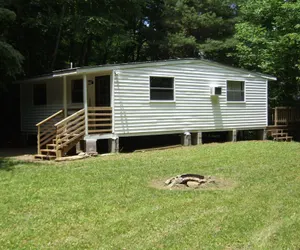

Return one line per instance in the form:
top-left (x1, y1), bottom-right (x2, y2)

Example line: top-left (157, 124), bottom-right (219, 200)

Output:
top-left (20, 78), bottom-right (63, 133)
top-left (113, 62), bottom-right (268, 136)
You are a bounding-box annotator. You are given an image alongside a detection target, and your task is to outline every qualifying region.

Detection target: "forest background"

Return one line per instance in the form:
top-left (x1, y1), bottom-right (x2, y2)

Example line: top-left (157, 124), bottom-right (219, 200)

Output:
top-left (1, 0), bottom-right (300, 144)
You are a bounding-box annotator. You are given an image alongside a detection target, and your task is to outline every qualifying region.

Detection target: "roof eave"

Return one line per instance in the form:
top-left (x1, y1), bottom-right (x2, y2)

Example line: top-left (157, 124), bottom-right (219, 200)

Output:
top-left (260, 75), bottom-right (277, 81)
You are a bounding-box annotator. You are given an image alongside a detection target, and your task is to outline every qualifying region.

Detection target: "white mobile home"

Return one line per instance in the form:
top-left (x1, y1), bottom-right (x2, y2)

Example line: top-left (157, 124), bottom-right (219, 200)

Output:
top-left (19, 59), bottom-right (276, 159)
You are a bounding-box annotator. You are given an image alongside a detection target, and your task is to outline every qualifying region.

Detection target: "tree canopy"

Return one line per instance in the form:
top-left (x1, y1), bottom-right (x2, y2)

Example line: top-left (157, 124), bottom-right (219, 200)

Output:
top-left (234, 0), bottom-right (300, 106)
top-left (1, 0), bottom-right (299, 106)
top-left (0, 6), bottom-right (23, 89)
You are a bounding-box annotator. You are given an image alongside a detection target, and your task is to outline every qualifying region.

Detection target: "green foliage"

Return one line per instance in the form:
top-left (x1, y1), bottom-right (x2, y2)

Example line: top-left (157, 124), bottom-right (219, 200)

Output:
top-left (0, 7), bottom-right (16, 31)
top-left (163, 0), bottom-right (238, 61)
top-left (0, 7), bottom-right (23, 89)
top-left (0, 41), bottom-right (23, 77)
top-left (234, 0), bottom-right (300, 106)
top-left (2, 0), bottom-right (239, 77)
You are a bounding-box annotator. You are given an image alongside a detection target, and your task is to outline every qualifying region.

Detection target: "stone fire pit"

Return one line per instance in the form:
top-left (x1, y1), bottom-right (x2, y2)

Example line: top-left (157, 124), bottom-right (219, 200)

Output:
top-left (164, 174), bottom-right (215, 188)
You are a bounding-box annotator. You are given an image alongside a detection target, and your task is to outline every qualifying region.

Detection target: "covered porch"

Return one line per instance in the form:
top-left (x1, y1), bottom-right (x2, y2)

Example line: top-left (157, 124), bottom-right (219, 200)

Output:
top-left (35, 71), bottom-right (115, 160)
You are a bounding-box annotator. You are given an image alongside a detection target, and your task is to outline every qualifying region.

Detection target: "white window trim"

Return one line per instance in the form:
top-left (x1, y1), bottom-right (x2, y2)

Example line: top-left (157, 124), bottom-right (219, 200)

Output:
top-left (149, 75), bottom-right (176, 102)
top-left (32, 82), bottom-right (47, 106)
top-left (226, 80), bottom-right (246, 103)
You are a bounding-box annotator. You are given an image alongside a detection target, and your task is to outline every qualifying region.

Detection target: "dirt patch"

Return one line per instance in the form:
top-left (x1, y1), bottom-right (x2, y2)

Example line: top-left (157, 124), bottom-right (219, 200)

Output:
top-left (13, 154), bottom-right (36, 162)
top-left (150, 176), bottom-right (236, 191)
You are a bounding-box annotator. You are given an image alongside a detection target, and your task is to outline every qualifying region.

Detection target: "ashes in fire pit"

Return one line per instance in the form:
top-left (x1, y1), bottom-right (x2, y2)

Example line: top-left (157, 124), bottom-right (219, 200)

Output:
top-left (165, 174), bottom-right (215, 188)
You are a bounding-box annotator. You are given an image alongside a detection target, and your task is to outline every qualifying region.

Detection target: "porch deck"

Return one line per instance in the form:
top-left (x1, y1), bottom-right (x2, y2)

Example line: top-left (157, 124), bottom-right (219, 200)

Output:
top-left (267, 107), bottom-right (300, 141)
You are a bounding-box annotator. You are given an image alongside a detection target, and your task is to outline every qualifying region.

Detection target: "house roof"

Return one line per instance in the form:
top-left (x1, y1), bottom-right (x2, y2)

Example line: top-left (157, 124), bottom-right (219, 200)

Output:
top-left (18, 58), bottom-right (277, 83)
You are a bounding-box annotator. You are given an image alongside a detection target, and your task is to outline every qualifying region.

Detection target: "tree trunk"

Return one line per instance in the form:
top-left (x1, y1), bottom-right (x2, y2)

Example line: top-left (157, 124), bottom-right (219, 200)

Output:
top-left (50, 4), bottom-right (66, 70)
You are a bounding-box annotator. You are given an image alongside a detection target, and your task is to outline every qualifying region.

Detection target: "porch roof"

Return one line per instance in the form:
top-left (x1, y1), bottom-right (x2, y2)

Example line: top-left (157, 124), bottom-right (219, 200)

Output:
top-left (17, 58), bottom-right (277, 83)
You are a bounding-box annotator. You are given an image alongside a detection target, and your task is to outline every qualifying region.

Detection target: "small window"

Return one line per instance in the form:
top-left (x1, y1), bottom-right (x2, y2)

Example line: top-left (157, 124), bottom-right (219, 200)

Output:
top-left (150, 77), bottom-right (174, 101)
top-left (72, 79), bottom-right (83, 103)
top-left (33, 83), bottom-right (47, 105)
top-left (227, 81), bottom-right (245, 102)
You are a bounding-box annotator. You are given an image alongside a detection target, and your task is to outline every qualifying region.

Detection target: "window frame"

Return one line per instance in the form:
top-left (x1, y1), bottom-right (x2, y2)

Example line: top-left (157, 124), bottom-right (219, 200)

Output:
top-left (149, 76), bottom-right (176, 102)
top-left (33, 83), bottom-right (47, 106)
top-left (226, 80), bottom-right (246, 103)
top-left (71, 79), bottom-right (84, 104)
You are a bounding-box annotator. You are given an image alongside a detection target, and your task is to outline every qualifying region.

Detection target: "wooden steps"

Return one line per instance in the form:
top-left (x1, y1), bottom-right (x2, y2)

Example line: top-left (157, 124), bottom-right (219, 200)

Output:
top-left (267, 128), bottom-right (293, 142)
top-left (34, 154), bottom-right (56, 160)
top-left (35, 107), bottom-right (113, 160)
top-left (34, 134), bottom-right (83, 160)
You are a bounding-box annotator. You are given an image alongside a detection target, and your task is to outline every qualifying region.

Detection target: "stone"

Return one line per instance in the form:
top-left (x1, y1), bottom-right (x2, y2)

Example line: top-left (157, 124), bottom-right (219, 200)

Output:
top-left (164, 178), bottom-right (174, 186)
top-left (187, 181), bottom-right (200, 188)
top-left (164, 174), bottom-right (216, 189)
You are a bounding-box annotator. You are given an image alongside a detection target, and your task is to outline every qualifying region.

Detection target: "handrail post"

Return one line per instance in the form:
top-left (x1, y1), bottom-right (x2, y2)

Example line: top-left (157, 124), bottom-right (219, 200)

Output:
top-left (37, 125), bottom-right (41, 154)
top-left (274, 107), bottom-right (278, 126)
top-left (55, 127), bottom-right (60, 158)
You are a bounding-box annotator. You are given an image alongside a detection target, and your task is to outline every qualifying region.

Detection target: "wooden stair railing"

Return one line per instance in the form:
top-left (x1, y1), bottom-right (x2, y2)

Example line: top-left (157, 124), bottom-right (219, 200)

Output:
top-left (36, 110), bottom-right (64, 156)
top-left (35, 107), bottom-right (113, 160)
top-left (270, 107), bottom-right (300, 125)
top-left (54, 109), bottom-right (85, 158)
top-left (88, 107), bottom-right (112, 134)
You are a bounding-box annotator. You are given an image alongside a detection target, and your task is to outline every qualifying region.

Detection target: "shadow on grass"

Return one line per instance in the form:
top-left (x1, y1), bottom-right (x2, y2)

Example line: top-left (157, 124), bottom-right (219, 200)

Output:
top-left (0, 158), bottom-right (17, 171)
top-left (0, 158), bottom-right (38, 171)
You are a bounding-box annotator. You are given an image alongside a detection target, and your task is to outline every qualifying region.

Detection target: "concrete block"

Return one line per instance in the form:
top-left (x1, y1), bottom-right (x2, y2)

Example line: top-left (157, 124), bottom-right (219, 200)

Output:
top-left (85, 139), bottom-right (98, 155)
top-left (228, 129), bottom-right (237, 142)
top-left (108, 136), bottom-right (119, 153)
top-left (181, 132), bottom-right (191, 146)
top-left (191, 132), bottom-right (202, 145)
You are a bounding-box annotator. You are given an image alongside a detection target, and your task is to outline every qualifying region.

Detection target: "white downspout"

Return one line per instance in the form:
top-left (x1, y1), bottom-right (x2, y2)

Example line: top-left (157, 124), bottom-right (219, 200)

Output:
top-left (83, 74), bottom-right (88, 135)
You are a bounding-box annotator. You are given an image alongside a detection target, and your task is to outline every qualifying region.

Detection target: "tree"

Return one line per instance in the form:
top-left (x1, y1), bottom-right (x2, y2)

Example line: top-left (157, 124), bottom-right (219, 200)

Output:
top-left (0, 6), bottom-right (23, 89)
top-left (234, 0), bottom-right (300, 106)
top-left (161, 0), bottom-right (239, 63)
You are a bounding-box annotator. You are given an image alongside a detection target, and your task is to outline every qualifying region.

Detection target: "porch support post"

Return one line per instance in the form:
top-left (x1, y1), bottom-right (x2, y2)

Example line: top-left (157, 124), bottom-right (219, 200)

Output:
top-left (83, 74), bottom-right (88, 135)
top-left (191, 132), bottom-right (202, 145)
top-left (232, 129), bottom-right (237, 142)
top-left (227, 129), bottom-right (237, 142)
top-left (257, 129), bottom-right (267, 140)
top-left (63, 76), bottom-right (67, 118)
top-left (108, 136), bottom-right (119, 153)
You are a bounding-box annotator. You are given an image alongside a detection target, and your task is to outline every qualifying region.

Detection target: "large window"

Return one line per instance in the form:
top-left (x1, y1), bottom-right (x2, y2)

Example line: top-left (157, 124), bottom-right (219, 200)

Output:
top-left (33, 83), bottom-right (47, 105)
top-left (72, 79), bottom-right (83, 103)
top-left (150, 76), bottom-right (174, 101)
top-left (227, 81), bottom-right (245, 102)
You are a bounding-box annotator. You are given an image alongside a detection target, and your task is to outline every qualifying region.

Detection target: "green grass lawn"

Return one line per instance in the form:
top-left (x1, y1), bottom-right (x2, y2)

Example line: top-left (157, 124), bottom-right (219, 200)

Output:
top-left (1, 141), bottom-right (300, 249)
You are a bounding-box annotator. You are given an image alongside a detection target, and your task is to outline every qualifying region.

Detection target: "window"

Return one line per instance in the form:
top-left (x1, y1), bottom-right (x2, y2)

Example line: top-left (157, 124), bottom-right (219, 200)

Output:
top-left (72, 79), bottom-right (83, 103)
top-left (227, 81), bottom-right (245, 102)
top-left (33, 83), bottom-right (47, 105)
top-left (150, 77), bottom-right (174, 101)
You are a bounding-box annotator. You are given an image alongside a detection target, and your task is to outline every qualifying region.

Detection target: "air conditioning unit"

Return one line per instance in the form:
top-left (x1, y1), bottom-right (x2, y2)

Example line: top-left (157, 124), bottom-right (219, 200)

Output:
top-left (210, 86), bottom-right (222, 96)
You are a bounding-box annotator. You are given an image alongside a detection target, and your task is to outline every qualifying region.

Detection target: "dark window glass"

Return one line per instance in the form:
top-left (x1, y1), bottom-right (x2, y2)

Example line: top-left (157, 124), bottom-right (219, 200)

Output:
top-left (150, 77), bottom-right (174, 101)
top-left (215, 87), bottom-right (222, 95)
top-left (227, 81), bottom-right (244, 101)
top-left (33, 83), bottom-right (47, 105)
top-left (72, 79), bottom-right (83, 103)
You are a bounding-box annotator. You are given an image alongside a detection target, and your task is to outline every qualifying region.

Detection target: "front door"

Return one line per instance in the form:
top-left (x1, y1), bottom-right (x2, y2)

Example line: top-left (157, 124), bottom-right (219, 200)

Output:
top-left (95, 75), bottom-right (111, 107)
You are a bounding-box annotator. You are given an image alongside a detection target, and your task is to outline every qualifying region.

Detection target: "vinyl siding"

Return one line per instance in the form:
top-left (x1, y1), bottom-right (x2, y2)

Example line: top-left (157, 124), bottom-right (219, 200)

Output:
top-left (113, 62), bottom-right (267, 136)
top-left (20, 78), bottom-right (63, 133)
